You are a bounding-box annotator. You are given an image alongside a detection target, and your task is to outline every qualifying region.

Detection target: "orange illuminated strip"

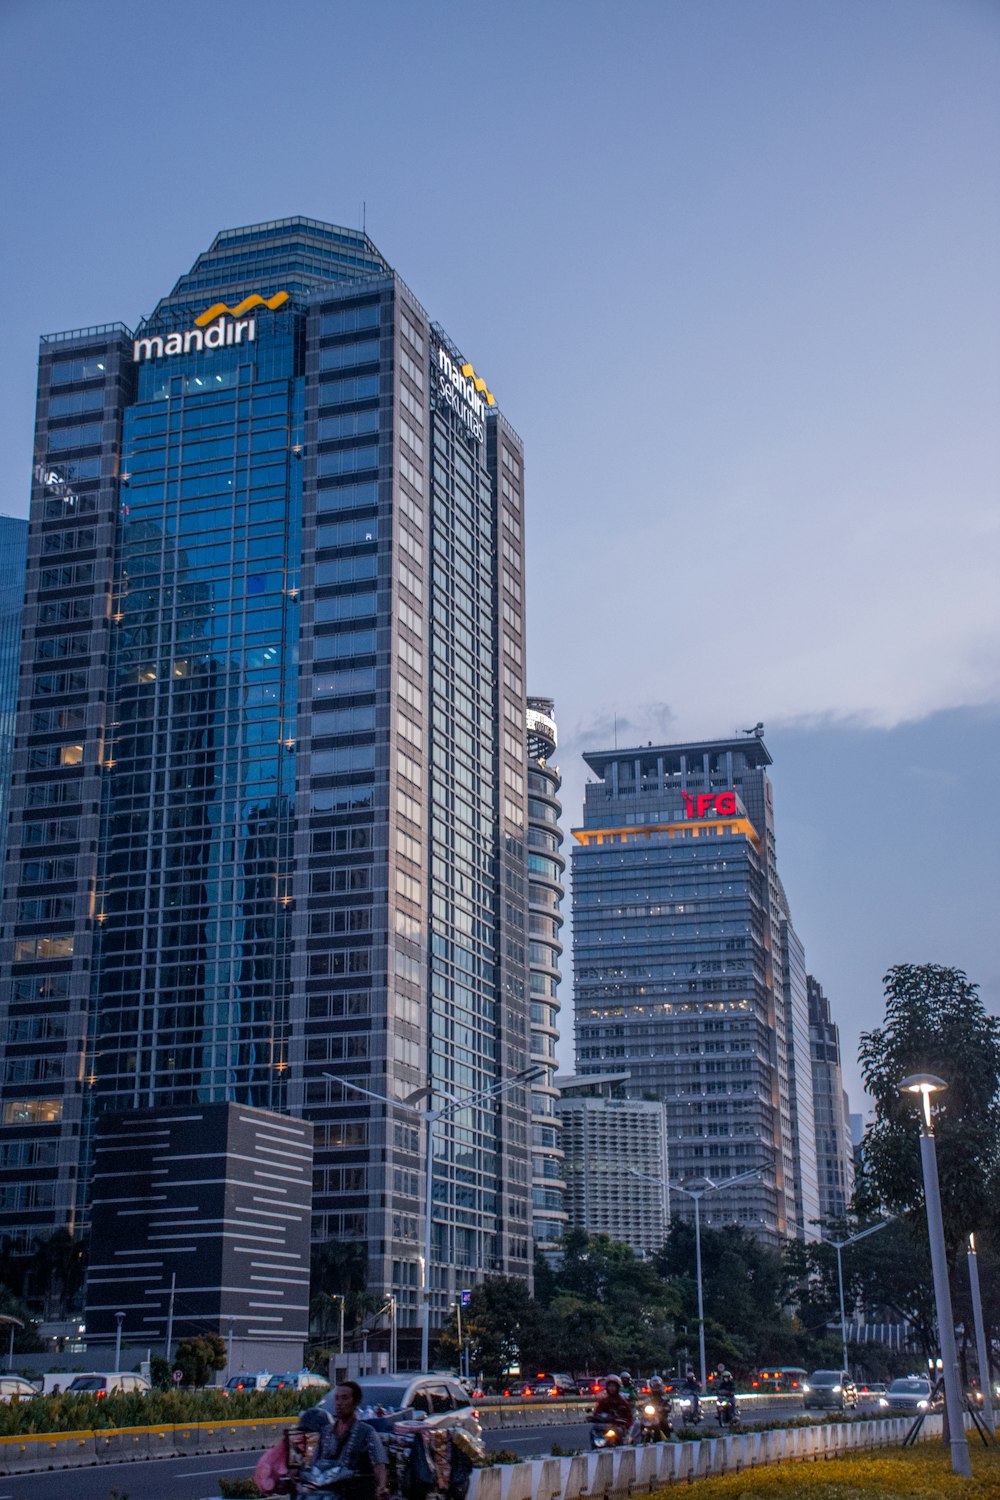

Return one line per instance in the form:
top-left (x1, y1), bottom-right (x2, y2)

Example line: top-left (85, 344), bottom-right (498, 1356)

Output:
top-left (572, 818), bottom-right (759, 847)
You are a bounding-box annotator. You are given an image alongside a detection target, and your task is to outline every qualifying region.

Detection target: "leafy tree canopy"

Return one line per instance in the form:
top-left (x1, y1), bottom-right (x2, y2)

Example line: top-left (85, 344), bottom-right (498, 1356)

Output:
top-left (858, 964), bottom-right (1000, 1256)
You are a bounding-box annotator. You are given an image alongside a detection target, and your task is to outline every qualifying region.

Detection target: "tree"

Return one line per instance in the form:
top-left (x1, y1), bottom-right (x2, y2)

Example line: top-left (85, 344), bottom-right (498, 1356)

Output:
top-left (656, 1222), bottom-right (801, 1374)
top-left (438, 1275), bottom-right (534, 1386)
top-left (858, 964), bottom-right (1000, 1259)
top-left (309, 1239), bottom-right (375, 1344)
top-left (175, 1334), bottom-right (227, 1387)
top-left (0, 1286), bottom-right (43, 1353)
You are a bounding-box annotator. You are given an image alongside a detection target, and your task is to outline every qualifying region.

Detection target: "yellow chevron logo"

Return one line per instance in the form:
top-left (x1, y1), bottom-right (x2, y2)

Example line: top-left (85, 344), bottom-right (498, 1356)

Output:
top-left (194, 291), bottom-right (290, 327)
top-left (461, 363), bottom-right (496, 406)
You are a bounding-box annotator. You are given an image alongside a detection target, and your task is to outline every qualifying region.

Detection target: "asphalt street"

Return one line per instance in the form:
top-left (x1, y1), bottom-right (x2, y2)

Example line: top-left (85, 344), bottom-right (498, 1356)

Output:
top-left (0, 1402), bottom-right (876, 1500)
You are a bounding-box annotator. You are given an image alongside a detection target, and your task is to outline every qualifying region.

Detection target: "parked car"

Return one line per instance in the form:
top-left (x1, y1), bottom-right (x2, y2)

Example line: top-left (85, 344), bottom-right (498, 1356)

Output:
top-left (878, 1376), bottom-right (941, 1415)
top-left (264, 1371), bottom-right (331, 1394)
top-left (321, 1374), bottom-right (483, 1458)
top-left (802, 1370), bottom-right (857, 1411)
top-left (0, 1376), bottom-right (40, 1402)
top-left (65, 1372), bottom-right (152, 1398)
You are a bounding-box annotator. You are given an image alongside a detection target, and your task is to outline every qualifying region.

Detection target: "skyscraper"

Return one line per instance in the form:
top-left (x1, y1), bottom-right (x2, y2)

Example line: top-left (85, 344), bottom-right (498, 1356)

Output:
top-left (556, 1072), bottom-right (668, 1256)
top-left (571, 734), bottom-right (820, 1245)
top-left (525, 697), bottom-right (566, 1252)
top-left (0, 516), bottom-right (28, 880)
top-left (807, 976), bottom-right (855, 1222)
top-left (0, 218), bottom-right (533, 1336)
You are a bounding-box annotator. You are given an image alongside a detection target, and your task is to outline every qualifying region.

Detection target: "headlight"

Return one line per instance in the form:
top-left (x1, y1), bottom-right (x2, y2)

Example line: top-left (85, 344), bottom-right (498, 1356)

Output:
top-left (832, 1386), bottom-right (841, 1393)
top-left (879, 1399), bottom-right (889, 1408)
top-left (918, 1400), bottom-right (928, 1410)
top-left (605, 1428), bottom-right (617, 1440)
top-left (802, 1385), bottom-right (811, 1393)
top-left (644, 1405), bottom-right (656, 1417)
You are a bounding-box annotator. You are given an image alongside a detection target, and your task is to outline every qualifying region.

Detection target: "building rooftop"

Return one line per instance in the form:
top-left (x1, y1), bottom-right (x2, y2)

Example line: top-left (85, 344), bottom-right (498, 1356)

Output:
top-left (583, 732), bottom-right (772, 780)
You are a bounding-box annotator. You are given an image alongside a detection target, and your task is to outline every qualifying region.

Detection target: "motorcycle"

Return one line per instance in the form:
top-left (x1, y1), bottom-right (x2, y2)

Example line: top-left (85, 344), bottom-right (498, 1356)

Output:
top-left (637, 1399), bottom-right (672, 1443)
top-left (673, 1392), bottom-right (702, 1426)
top-left (715, 1391), bottom-right (738, 1428)
top-left (589, 1418), bottom-right (630, 1449)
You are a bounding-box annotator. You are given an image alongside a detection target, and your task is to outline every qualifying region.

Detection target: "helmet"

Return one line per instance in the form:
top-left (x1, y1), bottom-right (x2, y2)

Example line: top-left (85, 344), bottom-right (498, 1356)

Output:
top-left (620, 1372), bottom-right (632, 1383)
top-left (649, 1376), bottom-right (663, 1391)
top-left (604, 1374), bottom-right (621, 1389)
top-left (297, 1407), bottom-right (334, 1433)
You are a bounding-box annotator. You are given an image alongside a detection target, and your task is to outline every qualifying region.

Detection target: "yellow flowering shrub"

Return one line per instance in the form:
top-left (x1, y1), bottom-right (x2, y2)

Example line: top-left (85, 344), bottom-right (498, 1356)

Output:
top-left (648, 1444), bottom-right (1000, 1498)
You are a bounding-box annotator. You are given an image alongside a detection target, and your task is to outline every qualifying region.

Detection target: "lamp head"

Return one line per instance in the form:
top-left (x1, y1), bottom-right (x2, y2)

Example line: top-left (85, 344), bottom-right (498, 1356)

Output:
top-left (899, 1073), bottom-right (947, 1130)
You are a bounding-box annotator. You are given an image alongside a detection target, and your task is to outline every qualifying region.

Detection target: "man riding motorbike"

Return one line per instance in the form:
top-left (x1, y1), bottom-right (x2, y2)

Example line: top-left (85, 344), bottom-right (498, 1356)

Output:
top-left (637, 1375), bottom-right (672, 1443)
top-left (714, 1365), bottom-right (737, 1427)
top-left (589, 1375), bottom-right (634, 1448)
top-left (680, 1370), bottom-right (701, 1424)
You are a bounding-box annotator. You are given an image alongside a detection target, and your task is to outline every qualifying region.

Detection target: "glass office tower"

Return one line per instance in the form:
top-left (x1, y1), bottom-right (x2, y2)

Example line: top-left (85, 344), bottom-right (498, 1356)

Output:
top-left (525, 697), bottom-right (566, 1252)
top-left (0, 219), bottom-right (533, 1330)
top-left (571, 734), bottom-right (820, 1246)
top-left (0, 517), bottom-right (28, 881)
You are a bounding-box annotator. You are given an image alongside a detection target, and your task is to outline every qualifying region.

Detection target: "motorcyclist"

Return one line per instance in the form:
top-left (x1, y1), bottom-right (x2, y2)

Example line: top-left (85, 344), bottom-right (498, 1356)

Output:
top-left (682, 1369), bottom-right (701, 1422)
top-left (714, 1365), bottom-right (737, 1424)
top-left (618, 1370), bottom-right (636, 1402)
top-left (638, 1375), bottom-right (672, 1442)
top-left (590, 1374), bottom-right (634, 1435)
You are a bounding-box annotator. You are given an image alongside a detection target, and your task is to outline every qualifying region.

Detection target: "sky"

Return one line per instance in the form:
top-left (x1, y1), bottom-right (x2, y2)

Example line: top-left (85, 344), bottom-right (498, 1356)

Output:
top-left (1, 0), bottom-right (997, 1110)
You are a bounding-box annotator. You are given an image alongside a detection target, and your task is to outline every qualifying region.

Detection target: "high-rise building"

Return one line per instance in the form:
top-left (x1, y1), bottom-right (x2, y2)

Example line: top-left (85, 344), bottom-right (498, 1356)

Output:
top-left (556, 1072), bottom-right (668, 1256)
top-left (571, 734), bottom-right (820, 1245)
top-left (525, 697), bottom-right (566, 1252)
top-left (0, 516), bottom-right (28, 878)
top-left (807, 976), bottom-right (855, 1222)
top-left (0, 218), bottom-right (533, 1338)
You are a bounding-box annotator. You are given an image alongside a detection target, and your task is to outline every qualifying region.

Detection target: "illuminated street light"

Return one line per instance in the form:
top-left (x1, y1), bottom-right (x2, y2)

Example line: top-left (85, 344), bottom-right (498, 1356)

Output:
top-left (326, 1067), bottom-right (541, 1370)
top-left (899, 1073), bottom-right (971, 1477)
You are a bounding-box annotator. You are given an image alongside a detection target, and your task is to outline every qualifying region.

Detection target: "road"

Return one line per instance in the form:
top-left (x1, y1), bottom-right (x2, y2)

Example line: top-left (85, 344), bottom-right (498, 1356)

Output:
top-left (0, 1402), bottom-right (874, 1500)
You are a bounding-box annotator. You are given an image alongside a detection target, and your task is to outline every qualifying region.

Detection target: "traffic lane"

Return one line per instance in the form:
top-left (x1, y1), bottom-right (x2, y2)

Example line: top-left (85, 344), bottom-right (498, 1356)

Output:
top-left (0, 1452), bottom-right (259, 1500)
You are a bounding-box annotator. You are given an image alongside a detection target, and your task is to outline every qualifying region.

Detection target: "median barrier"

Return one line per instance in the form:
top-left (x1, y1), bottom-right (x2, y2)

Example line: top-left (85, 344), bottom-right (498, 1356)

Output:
top-left (633, 1442), bottom-right (658, 1490)
top-left (498, 1457), bottom-right (534, 1500)
top-left (561, 1450), bottom-right (591, 1500)
top-left (611, 1443), bottom-right (635, 1496)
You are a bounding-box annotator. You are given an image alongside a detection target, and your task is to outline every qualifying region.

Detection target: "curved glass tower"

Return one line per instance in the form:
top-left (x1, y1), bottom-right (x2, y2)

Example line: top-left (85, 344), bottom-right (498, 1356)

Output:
top-left (525, 697), bottom-right (567, 1252)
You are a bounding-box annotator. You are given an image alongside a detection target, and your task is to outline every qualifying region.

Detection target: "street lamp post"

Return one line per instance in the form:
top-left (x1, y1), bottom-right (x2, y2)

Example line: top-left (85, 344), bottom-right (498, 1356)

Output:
top-left (967, 1233), bottom-right (996, 1434)
top-left (825, 1219), bottom-right (894, 1376)
top-left (326, 1066), bottom-right (540, 1371)
top-left (634, 1164), bottom-right (764, 1395)
top-left (899, 1073), bottom-right (971, 1478)
top-left (114, 1311), bottom-right (125, 1374)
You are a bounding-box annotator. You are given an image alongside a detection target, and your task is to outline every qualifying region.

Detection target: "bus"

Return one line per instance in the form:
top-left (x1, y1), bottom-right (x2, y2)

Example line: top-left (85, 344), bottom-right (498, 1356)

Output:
top-left (754, 1367), bottom-right (808, 1393)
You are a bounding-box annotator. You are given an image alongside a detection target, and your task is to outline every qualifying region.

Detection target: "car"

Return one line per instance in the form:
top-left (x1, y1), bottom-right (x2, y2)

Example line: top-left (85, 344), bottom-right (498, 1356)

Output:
top-left (224, 1372), bottom-right (272, 1395)
top-left (802, 1370), bottom-right (857, 1411)
top-left (856, 1381), bottom-right (887, 1405)
top-left (528, 1372), bottom-right (579, 1398)
top-left (65, 1372), bottom-right (152, 1398)
top-left (320, 1374), bottom-right (484, 1458)
top-left (0, 1376), bottom-right (40, 1402)
top-left (265, 1372), bottom-right (331, 1394)
top-left (878, 1376), bottom-right (941, 1415)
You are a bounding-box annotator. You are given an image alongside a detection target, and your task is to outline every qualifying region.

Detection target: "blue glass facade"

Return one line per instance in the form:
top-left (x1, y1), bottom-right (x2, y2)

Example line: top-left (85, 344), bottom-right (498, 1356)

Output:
top-left (0, 517), bottom-right (28, 884)
top-left (571, 736), bottom-right (819, 1245)
top-left (0, 221), bottom-right (532, 1333)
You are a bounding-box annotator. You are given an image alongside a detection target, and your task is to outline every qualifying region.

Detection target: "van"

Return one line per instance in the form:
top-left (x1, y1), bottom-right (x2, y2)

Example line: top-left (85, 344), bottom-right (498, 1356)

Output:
top-left (224, 1371), bottom-right (272, 1395)
top-left (64, 1372), bottom-right (152, 1398)
top-left (265, 1371), bottom-right (331, 1394)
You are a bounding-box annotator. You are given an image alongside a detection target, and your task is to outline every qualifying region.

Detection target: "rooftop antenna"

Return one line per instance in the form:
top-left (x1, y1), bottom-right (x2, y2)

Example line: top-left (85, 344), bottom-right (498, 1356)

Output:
top-left (362, 200), bottom-right (366, 234)
top-left (613, 713), bottom-right (618, 749)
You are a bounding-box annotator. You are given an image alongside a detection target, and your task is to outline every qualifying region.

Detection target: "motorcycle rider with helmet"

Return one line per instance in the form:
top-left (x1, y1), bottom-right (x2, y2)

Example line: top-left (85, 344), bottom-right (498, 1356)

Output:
top-left (681, 1369), bottom-right (701, 1423)
top-left (589, 1374), bottom-right (634, 1446)
top-left (714, 1364), bottom-right (737, 1426)
top-left (638, 1375), bottom-right (672, 1443)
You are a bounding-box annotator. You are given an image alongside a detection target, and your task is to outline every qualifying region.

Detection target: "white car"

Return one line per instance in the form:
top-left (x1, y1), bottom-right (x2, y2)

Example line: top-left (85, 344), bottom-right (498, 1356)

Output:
top-left (321, 1374), bottom-right (484, 1457)
top-left (0, 1376), bottom-right (40, 1402)
top-left (265, 1372), bottom-right (331, 1394)
top-left (65, 1372), bottom-right (152, 1397)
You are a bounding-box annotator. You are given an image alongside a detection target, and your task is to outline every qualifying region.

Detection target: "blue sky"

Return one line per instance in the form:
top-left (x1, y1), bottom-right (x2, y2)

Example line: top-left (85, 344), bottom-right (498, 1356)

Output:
top-left (1, 0), bottom-right (997, 1108)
